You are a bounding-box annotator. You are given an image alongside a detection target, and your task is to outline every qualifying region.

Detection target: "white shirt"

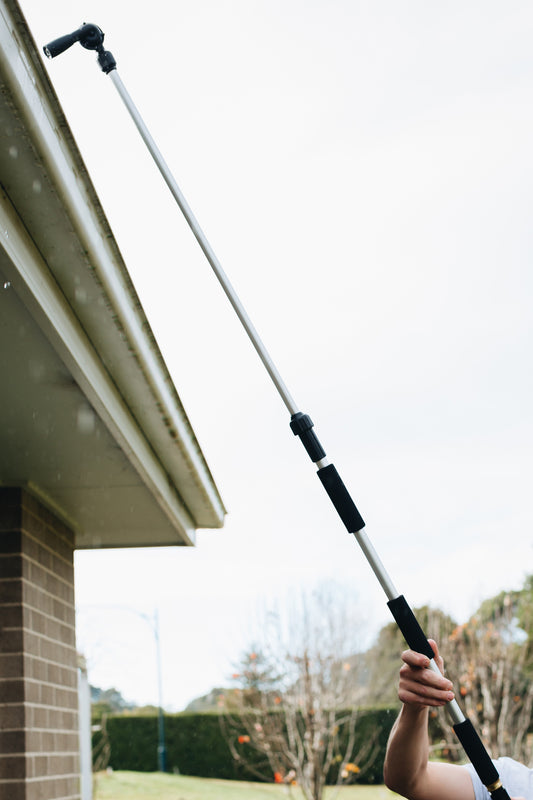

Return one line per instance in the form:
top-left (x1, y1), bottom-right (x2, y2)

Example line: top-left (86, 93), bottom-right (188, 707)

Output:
top-left (466, 757), bottom-right (533, 800)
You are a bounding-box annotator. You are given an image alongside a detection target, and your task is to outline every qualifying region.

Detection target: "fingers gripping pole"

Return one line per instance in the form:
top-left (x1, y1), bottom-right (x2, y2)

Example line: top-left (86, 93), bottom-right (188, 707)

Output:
top-left (43, 29), bottom-right (511, 800)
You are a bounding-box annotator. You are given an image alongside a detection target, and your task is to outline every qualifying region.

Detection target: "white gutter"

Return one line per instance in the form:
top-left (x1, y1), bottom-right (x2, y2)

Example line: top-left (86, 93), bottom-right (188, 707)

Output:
top-left (0, 2), bottom-right (226, 532)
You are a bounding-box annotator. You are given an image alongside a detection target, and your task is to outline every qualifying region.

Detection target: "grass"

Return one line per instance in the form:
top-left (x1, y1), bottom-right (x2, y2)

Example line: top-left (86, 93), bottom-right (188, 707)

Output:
top-left (93, 771), bottom-right (398, 800)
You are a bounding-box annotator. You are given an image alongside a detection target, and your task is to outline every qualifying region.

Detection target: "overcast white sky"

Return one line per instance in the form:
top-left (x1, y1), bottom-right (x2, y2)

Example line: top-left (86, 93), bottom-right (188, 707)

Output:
top-left (19, 0), bottom-right (533, 710)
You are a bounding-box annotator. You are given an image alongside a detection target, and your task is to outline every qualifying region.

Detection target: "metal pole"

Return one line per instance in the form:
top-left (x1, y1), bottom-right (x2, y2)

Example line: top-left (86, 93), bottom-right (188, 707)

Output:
top-left (42, 26), bottom-right (511, 800)
top-left (100, 65), bottom-right (506, 791)
top-left (108, 69), bottom-right (299, 418)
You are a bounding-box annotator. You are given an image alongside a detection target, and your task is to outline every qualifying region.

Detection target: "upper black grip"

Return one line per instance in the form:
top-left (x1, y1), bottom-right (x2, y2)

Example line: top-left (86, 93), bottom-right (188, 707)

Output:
top-left (317, 464), bottom-right (365, 532)
top-left (387, 595), bottom-right (435, 660)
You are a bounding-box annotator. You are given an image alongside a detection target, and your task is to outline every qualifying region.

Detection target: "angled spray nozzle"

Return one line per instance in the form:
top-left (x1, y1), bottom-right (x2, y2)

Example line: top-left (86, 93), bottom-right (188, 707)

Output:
top-left (43, 23), bottom-right (116, 73)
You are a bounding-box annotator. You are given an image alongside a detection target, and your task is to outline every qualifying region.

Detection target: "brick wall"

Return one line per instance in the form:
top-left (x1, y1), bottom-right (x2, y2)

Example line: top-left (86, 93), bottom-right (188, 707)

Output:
top-left (0, 487), bottom-right (80, 800)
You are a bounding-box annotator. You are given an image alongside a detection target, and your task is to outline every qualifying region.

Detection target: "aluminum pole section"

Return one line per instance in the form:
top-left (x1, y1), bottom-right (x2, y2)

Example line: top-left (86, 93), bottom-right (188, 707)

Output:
top-left (108, 69), bottom-right (299, 418)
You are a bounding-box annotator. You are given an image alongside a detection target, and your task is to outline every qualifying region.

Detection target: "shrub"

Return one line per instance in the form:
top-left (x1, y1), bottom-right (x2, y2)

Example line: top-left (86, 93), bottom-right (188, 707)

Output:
top-left (98, 705), bottom-right (399, 783)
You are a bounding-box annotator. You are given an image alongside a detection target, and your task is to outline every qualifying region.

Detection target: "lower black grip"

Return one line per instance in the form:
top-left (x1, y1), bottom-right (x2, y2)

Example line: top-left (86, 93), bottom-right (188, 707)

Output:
top-left (453, 720), bottom-right (498, 785)
top-left (490, 787), bottom-right (512, 800)
top-left (453, 720), bottom-right (510, 799)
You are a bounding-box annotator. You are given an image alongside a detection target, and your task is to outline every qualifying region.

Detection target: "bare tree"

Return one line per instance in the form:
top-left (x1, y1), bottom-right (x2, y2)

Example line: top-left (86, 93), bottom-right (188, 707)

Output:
top-left (221, 584), bottom-right (374, 800)
top-left (447, 580), bottom-right (533, 765)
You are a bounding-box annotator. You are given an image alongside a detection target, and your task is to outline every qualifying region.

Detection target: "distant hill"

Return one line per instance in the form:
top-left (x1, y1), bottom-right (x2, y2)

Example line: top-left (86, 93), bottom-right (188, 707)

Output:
top-left (91, 686), bottom-right (137, 717)
top-left (185, 687), bottom-right (236, 712)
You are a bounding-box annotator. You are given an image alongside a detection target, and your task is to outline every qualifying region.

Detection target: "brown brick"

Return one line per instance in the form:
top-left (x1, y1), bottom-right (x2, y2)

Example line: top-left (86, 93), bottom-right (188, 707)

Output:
top-left (25, 704), bottom-right (48, 729)
top-left (30, 753), bottom-right (79, 779)
top-left (21, 629), bottom-right (40, 658)
top-left (1, 606), bottom-right (24, 630)
top-left (0, 755), bottom-right (25, 779)
top-left (0, 704), bottom-right (24, 730)
top-left (25, 727), bottom-right (41, 752)
top-left (0, 729), bottom-right (25, 754)
top-left (0, 490), bottom-right (80, 797)
top-left (0, 780), bottom-right (25, 800)
top-left (22, 511), bottom-right (74, 562)
top-left (0, 653), bottom-right (23, 679)
top-left (39, 636), bottom-right (76, 666)
top-left (0, 628), bottom-right (23, 654)
top-left (0, 554), bottom-right (24, 580)
top-left (55, 685), bottom-right (78, 709)
top-left (26, 774), bottom-right (80, 800)
top-left (0, 678), bottom-right (24, 703)
top-left (52, 597), bottom-right (75, 625)
top-left (0, 578), bottom-right (22, 604)
top-left (39, 730), bottom-right (78, 753)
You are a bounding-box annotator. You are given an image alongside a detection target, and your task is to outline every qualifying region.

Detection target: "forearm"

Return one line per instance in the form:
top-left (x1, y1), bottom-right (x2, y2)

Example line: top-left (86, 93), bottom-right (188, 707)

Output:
top-left (384, 704), bottom-right (431, 797)
top-left (384, 643), bottom-right (474, 800)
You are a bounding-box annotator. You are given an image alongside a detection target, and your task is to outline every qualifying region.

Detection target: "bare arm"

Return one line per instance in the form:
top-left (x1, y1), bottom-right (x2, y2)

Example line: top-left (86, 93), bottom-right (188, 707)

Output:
top-left (383, 640), bottom-right (475, 800)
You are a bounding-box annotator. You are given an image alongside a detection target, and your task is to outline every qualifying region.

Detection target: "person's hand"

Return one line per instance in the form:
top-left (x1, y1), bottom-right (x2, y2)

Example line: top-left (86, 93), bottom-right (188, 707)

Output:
top-left (398, 639), bottom-right (455, 708)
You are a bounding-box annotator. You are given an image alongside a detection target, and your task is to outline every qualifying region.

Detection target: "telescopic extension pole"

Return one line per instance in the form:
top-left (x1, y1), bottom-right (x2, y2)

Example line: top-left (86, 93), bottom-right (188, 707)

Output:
top-left (44, 24), bottom-right (510, 800)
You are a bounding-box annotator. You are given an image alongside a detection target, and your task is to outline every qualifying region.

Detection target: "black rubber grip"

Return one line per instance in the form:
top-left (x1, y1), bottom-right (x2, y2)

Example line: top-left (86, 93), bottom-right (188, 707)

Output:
top-left (317, 464), bottom-right (365, 532)
top-left (387, 595), bottom-right (434, 660)
top-left (453, 720), bottom-right (502, 788)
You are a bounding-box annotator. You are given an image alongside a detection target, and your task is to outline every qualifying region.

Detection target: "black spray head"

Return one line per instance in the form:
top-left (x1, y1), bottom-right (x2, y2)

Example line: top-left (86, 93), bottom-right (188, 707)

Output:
top-left (43, 23), bottom-right (116, 73)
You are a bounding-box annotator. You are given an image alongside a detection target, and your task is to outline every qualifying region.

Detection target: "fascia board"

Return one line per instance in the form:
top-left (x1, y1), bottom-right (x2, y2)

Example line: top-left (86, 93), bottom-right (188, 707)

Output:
top-left (0, 185), bottom-right (198, 545)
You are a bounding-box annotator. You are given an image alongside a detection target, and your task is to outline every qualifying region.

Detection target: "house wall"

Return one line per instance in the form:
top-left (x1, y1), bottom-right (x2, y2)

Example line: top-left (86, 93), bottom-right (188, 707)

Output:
top-left (0, 487), bottom-right (80, 800)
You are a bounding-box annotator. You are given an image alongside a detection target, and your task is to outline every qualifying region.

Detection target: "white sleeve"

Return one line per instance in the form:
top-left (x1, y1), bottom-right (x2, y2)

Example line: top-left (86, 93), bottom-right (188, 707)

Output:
top-left (464, 763), bottom-right (489, 800)
top-left (465, 757), bottom-right (533, 800)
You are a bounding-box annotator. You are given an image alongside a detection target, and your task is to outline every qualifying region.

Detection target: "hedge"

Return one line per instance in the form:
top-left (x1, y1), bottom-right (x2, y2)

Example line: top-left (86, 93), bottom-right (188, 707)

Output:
top-left (95, 706), bottom-right (399, 783)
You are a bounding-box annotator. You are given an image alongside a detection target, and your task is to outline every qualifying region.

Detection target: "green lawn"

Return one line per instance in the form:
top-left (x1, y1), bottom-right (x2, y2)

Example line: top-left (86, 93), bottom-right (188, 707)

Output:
top-left (93, 771), bottom-right (398, 800)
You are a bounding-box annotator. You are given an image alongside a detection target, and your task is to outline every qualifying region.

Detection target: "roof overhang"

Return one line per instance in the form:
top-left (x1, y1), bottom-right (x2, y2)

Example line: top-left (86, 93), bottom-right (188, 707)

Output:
top-left (0, 1), bottom-right (226, 548)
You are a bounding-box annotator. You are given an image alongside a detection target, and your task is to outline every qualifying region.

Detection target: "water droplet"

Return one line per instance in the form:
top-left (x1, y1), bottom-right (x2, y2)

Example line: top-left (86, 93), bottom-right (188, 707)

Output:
top-left (77, 405), bottom-right (96, 435)
top-left (8, 145), bottom-right (18, 159)
top-left (75, 286), bottom-right (87, 304)
top-left (29, 360), bottom-right (45, 382)
top-left (32, 179), bottom-right (42, 194)
top-left (3, 281), bottom-right (10, 289)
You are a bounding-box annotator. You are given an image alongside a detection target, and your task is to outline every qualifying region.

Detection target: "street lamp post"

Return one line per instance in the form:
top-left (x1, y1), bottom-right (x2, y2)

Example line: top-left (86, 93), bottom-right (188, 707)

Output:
top-left (153, 610), bottom-right (167, 773)
top-left (78, 604), bottom-right (168, 772)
